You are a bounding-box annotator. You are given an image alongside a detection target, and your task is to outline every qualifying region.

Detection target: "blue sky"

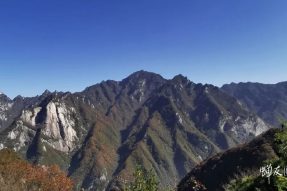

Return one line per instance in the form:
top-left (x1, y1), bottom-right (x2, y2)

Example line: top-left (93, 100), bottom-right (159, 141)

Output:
top-left (0, 0), bottom-right (287, 98)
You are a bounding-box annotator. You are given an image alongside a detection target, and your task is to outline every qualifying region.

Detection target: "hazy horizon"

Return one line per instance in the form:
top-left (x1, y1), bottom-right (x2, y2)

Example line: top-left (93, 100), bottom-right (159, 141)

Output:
top-left (1, 0), bottom-right (286, 98)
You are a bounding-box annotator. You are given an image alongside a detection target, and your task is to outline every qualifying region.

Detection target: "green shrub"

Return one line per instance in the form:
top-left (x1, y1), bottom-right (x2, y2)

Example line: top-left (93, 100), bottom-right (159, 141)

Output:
top-left (124, 165), bottom-right (159, 191)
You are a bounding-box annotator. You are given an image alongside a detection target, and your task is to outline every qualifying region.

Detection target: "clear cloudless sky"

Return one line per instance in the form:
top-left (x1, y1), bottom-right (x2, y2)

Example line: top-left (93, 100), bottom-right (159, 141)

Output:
top-left (0, 0), bottom-right (287, 98)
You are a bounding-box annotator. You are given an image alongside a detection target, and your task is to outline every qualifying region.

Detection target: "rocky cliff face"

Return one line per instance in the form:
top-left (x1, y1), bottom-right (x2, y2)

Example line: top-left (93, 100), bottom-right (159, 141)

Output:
top-left (0, 91), bottom-right (52, 131)
top-left (0, 93), bottom-right (14, 130)
top-left (0, 71), bottom-right (271, 190)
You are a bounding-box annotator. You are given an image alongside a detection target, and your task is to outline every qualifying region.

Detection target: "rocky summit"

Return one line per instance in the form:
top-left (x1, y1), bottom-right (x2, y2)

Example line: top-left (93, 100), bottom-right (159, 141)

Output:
top-left (0, 71), bottom-right (271, 190)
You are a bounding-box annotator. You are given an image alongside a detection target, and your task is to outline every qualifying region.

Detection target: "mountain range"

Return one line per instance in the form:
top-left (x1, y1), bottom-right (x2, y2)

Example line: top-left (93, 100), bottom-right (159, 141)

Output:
top-left (0, 71), bottom-right (285, 190)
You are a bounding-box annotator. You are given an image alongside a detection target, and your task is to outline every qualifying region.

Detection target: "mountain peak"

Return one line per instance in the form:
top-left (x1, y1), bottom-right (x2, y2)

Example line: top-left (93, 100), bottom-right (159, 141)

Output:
top-left (125, 70), bottom-right (163, 80)
top-left (42, 89), bottom-right (51, 95)
top-left (41, 89), bottom-right (52, 97)
top-left (121, 70), bottom-right (165, 86)
top-left (13, 95), bottom-right (23, 100)
top-left (0, 92), bottom-right (11, 102)
top-left (171, 74), bottom-right (190, 84)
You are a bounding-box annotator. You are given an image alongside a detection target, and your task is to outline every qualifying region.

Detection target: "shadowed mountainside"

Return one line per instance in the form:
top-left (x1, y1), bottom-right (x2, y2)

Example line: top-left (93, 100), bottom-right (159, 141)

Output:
top-left (178, 128), bottom-right (280, 191)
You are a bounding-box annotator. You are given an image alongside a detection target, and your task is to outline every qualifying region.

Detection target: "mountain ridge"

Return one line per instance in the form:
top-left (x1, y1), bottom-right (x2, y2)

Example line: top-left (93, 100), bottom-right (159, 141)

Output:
top-left (178, 127), bottom-right (281, 191)
top-left (222, 81), bottom-right (287, 126)
top-left (0, 71), bottom-right (273, 190)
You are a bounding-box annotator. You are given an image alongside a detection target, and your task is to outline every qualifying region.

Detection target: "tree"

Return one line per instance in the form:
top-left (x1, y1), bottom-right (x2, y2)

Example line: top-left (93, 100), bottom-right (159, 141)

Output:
top-left (0, 148), bottom-right (73, 191)
top-left (124, 165), bottom-right (159, 191)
